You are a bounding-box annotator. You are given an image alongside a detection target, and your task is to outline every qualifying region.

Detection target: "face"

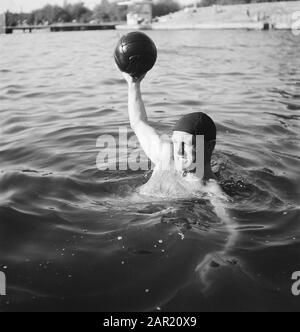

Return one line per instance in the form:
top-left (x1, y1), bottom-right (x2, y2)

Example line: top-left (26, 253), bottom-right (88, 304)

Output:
top-left (172, 131), bottom-right (195, 173)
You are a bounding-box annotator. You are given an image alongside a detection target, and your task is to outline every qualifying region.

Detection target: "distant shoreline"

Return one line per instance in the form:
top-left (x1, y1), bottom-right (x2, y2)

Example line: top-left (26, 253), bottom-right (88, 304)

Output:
top-left (2, 1), bottom-right (300, 34)
top-left (152, 1), bottom-right (300, 31)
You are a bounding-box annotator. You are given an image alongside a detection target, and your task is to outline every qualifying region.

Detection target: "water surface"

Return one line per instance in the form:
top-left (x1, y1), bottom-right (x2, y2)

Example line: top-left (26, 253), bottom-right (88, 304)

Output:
top-left (0, 30), bottom-right (300, 312)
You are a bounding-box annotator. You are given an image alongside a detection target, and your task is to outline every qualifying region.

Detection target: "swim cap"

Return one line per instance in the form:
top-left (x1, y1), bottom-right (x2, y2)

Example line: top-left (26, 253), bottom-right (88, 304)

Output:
top-left (173, 112), bottom-right (216, 142)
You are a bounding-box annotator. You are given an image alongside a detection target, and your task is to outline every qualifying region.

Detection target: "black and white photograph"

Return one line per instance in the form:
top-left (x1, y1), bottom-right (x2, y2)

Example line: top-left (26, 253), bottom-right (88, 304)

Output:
top-left (0, 0), bottom-right (300, 314)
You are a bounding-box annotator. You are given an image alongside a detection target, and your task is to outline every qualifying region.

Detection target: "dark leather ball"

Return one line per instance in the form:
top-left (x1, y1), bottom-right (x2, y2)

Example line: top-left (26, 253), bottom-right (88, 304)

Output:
top-left (114, 32), bottom-right (157, 79)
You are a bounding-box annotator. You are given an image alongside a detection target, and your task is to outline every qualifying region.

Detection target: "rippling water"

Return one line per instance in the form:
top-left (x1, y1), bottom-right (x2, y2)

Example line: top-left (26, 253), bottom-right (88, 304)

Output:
top-left (0, 30), bottom-right (300, 312)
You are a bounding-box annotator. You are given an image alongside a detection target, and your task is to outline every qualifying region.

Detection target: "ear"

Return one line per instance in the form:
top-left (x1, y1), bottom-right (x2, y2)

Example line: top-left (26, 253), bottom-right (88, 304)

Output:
top-left (206, 140), bottom-right (216, 152)
top-left (204, 140), bottom-right (216, 165)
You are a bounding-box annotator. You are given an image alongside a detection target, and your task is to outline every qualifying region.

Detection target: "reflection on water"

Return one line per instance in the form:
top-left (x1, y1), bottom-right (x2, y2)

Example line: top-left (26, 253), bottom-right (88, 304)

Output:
top-left (0, 30), bottom-right (300, 311)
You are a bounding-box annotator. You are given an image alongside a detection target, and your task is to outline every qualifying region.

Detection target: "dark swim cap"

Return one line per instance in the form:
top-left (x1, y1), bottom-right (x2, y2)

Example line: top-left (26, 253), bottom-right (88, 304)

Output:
top-left (173, 112), bottom-right (216, 142)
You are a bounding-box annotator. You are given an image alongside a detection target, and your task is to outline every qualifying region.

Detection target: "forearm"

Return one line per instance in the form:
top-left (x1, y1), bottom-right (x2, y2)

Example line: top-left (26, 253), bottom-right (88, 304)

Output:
top-left (128, 82), bottom-right (148, 130)
top-left (122, 73), bottom-right (162, 164)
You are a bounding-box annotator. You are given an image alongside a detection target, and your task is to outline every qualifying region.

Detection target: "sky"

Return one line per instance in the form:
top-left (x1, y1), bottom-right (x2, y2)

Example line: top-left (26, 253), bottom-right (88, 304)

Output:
top-left (0, 0), bottom-right (197, 13)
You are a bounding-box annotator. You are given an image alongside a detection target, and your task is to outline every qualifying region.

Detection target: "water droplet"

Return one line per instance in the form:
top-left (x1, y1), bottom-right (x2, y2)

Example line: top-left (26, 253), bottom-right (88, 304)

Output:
top-left (178, 232), bottom-right (184, 240)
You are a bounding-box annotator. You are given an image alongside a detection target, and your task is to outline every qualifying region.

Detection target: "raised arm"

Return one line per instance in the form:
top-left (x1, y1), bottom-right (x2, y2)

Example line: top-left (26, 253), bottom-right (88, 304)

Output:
top-left (122, 72), bottom-right (163, 165)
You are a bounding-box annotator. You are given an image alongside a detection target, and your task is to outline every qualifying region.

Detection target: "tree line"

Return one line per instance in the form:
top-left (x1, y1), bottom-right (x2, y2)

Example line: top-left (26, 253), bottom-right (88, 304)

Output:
top-left (5, 0), bottom-right (180, 27)
top-left (5, 0), bottom-right (296, 27)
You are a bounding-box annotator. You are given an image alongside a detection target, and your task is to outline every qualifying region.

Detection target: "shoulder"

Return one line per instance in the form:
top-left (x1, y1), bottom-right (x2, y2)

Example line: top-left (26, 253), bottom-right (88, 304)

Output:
top-left (205, 179), bottom-right (220, 191)
top-left (205, 179), bottom-right (228, 200)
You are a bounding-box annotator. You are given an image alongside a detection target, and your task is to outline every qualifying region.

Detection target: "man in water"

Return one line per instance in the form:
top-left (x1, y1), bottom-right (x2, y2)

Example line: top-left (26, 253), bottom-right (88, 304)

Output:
top-left (121, 72), bottom-right (237, 289)
top-left (121, 72), bottom-right (218, 198)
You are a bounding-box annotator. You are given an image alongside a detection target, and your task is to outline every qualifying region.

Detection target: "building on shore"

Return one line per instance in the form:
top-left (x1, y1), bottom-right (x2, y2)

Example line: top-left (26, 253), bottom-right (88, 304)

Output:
top-left (0, 12), bottom-right (6, 34)
top-left (117, 0), bottom-right (153, 30)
